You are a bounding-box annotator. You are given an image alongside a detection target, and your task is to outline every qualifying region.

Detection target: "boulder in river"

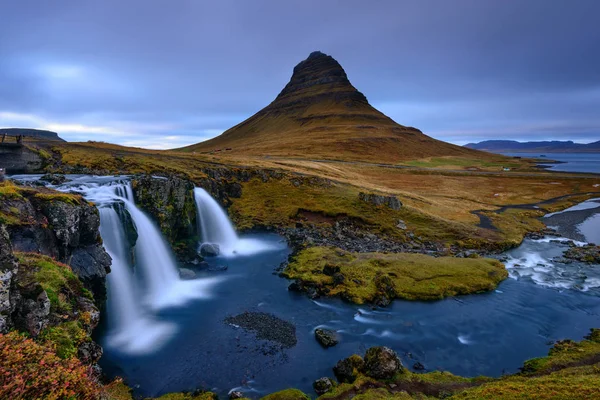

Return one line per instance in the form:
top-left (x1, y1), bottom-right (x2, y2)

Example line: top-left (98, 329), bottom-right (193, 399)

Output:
top-left (200, 243), bottom-right (220, 257)
top-left (315, 328), bottom-right (339, 348)
top-left (179, 268), bottom-right (196, 279)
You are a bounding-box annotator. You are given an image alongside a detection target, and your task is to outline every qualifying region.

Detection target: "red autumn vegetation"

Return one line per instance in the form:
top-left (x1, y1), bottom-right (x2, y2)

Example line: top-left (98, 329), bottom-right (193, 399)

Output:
top-left (0, 331), bottom-right (100, 400)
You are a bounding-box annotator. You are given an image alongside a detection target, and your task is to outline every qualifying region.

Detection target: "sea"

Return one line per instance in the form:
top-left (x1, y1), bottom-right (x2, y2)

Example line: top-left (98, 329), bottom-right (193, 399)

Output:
top-left (502, 152), bottom-right (600, 174)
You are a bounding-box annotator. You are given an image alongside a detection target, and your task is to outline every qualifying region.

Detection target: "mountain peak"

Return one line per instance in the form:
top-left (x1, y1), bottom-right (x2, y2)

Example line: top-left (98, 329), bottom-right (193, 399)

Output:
top-left (275, 51), bottom-right (367, 104)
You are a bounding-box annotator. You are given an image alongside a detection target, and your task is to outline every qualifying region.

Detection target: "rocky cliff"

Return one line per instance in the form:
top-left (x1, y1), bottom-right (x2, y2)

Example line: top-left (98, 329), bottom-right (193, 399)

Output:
top-left (0, 181), bottom-right (111, 301)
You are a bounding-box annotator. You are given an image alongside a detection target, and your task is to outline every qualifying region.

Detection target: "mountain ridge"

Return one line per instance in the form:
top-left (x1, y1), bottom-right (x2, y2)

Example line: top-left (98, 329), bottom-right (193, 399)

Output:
top-left (465, 140), bottom-right (600, 153)
top-left (178, 51), bottom-right (486, 163)
top-left (0, 128), bottom-right (65, 142)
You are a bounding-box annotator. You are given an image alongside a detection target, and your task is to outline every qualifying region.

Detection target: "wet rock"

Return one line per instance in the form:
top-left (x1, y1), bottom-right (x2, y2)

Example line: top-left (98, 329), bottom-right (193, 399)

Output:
top-left (39, 173), bottom-right (69, 185)
top-left (563, 244), bottom-right (600, 264)
top-left (306, 286), bottom-right (319, 299)
top-left (229, 391), bottom-right (244, 399)
top-left (315, 328), bottom-right (339, 348)
top-left (131, 175), bottom-right (197, 258)
top-left (313, 377), bottom-right (334, 395)
top-left (413, 362), bottom-right (425, 371)
top-left (78, 341), bottom-right (103, 365)
top-left (200, 243), bottom-right (220, 257)
top-left (179, 268), bottom-right (196, 279)
top-left (364, 346), bottom-right (404, 379)
top-left (288, 281), bottom-right (303, 292)
top-left (333, 354), bottom-right (365, 383)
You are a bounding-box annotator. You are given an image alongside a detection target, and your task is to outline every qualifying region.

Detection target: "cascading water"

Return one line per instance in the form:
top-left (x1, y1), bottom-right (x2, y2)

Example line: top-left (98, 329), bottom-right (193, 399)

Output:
top-left (99, 206), bottom-right (175, 354)
top-left (193, 187), bottom-right (275, 257)
top-left (194, 188), bottom-right (238, 250)
top-left (38, 176), bottom-right (225, 353)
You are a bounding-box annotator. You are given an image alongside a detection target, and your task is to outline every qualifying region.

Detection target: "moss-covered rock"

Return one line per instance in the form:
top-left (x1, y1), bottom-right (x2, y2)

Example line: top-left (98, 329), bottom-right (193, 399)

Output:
top-left (131, 175), bottom-right (198, 261)
top-left (364, 346), bottom-right (404, 379)
top-left (260, 388), bottom-right (310, 400)
top-left (0, 182), bottom-right (111, 302)
top-left (284, 247), bottom-right (507, 304)
top-left (333, 354), bottom-right (365, 383)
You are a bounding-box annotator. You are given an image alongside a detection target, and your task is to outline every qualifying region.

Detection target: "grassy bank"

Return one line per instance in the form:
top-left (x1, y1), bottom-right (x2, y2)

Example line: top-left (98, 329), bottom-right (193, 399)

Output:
top-left (283, 247), bottom-right (508, 303)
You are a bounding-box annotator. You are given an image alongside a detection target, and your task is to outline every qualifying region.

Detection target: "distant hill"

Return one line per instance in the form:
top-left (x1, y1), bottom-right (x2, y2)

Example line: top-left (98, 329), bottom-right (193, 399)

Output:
top-left (178, 51), bottom-right (487, 163)
top-left (465, 140), bottom-right (600, 153)
top-left (0, 128), bottom-right (65, 142)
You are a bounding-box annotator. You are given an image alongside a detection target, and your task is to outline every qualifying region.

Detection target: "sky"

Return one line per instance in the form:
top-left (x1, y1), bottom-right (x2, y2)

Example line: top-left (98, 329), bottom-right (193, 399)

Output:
top-left (1, 0), bottom-right (599, 149)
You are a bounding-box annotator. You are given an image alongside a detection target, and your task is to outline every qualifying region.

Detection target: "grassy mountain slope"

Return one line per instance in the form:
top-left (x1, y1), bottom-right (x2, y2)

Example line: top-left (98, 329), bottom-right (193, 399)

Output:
top-left (177, 51), bottom-right (488, 163)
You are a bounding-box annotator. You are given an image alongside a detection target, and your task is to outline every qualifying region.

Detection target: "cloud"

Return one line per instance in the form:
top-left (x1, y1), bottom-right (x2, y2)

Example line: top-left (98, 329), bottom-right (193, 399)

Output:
top-left (0, 0), bottom-right (598, 148)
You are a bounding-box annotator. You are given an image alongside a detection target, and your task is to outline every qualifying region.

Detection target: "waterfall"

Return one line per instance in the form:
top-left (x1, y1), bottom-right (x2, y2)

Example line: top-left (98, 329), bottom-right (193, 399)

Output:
top-left (193, 187), bottom-right (275, 257)
top-left (99, 206), bottom-right (175, 354)
top-left (194, 188), bottom-right (239, 252)
top-left (121, 198), bottom-right (187, 308)
top-left (48, 177), bottom-right (225, 353)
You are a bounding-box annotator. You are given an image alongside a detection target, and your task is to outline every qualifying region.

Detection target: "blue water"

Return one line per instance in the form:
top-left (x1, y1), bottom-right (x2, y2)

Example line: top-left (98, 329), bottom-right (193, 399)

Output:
top-left (503, 153), bottom-right (600, 174)
top-left (97, 233), bottom-right (600, 399)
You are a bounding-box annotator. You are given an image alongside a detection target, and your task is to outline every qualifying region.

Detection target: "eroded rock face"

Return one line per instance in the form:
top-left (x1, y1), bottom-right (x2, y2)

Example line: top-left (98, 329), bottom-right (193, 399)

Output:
top-left (1, 188), bottom-right (111, 303)
top-left (131, 175), bottom-right (197, 261)
top-left (0, 225), bottom-right (18, 333)
top-left (358, 192), bottom-right (402, 210)
top-left (364, 346), bottom-right (404, 379)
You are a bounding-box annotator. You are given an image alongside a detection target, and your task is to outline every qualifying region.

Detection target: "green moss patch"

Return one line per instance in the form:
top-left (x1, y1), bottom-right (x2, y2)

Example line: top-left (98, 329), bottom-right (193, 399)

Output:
top-left (38, 321), bottom-right (87, 359)
top-left (284, 247), bottom-right (508, 303)
top-left (260, 389), bottom-right (310, 400)
top-left (16, 252), bottom-right (93, 312)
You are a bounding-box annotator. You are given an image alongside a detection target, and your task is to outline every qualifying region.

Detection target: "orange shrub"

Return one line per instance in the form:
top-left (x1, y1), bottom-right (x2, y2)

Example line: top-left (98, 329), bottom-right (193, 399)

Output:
top-left (0, 331), bottom-right (100, 400)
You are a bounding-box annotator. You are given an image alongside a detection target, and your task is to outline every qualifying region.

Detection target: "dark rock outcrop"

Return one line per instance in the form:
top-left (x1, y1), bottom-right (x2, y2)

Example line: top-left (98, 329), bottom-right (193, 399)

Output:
top-left (1, 187), bottom-right (111, 302)
top-left (0, 145), bottom-right (45, 173)
top-left (358, 192), bottom-right (402, 210)
top-left (131, 175), bottom-right (198, 261)
top-left (0, 225), bottom-right (18, 333)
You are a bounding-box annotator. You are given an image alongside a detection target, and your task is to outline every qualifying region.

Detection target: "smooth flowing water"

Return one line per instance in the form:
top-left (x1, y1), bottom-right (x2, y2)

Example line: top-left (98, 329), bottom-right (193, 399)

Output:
top-left (193, 187), bottom-right (275, 257)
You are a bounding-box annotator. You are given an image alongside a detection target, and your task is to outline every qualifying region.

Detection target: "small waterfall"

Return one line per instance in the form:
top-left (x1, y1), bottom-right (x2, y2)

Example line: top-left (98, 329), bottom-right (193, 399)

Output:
top-left (193, 187), bottom-right (276, 257)
top-left (194, 188), bottom-right (239, 252)
top-left (99, 206), bottom-right (175, 354)
top-left (121, 198), bottom-right (185, 308)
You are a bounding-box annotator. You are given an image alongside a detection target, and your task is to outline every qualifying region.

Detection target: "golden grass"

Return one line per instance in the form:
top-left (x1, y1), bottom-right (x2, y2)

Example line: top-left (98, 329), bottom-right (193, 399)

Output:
top-left (29, 140), bottom-right (600, 248)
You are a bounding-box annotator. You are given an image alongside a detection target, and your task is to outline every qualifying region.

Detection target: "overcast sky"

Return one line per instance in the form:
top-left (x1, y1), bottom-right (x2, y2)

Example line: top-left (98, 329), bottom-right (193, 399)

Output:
top-left (1, 0), bottom-right (599, 149)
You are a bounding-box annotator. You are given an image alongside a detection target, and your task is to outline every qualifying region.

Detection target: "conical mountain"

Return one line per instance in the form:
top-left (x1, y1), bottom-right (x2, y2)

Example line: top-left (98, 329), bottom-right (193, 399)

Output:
top-left (179, 51), bottom-right (481, 162)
